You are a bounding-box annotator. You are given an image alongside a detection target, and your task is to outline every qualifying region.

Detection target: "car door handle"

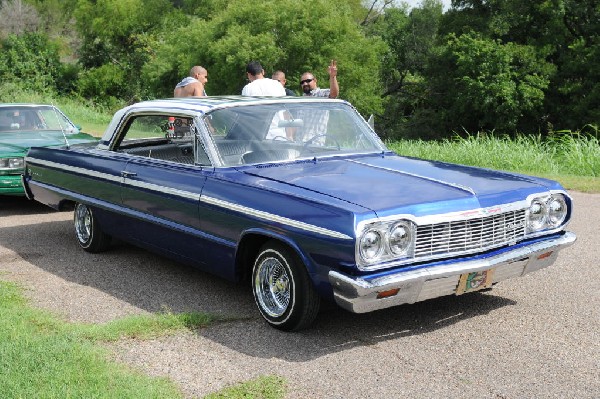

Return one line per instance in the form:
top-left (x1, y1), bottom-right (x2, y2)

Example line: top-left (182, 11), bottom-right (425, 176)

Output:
top-left (121, 171), bottom-right (137, 178)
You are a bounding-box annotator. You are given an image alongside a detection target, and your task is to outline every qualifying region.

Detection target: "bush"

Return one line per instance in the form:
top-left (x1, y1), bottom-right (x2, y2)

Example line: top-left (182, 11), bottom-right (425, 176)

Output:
top-left (0, 32), bottom-right (63, 94)
top-left (77, 64), bottom-right (127, 107)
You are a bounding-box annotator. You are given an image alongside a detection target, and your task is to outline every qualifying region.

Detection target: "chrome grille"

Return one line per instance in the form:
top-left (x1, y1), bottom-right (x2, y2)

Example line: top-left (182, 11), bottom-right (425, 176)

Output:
top-left (414, 209), bottom-right (527, 258)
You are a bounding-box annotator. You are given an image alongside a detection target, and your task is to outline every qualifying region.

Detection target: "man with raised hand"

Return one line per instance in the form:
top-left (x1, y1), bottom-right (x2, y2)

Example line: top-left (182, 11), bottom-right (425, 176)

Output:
top-left (300, 60), bottom-right (338, 98)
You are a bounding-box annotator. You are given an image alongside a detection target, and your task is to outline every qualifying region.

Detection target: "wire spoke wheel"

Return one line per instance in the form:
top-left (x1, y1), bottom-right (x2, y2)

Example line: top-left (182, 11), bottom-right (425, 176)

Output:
top-left (252, 241), bottom-right (320, 331)
top-left (254, 256), bottom-right (291, 317)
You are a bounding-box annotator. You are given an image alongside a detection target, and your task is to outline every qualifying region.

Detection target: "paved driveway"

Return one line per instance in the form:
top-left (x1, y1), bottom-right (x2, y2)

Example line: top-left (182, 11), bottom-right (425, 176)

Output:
top-left (1, 192), bottom-right (598, 398)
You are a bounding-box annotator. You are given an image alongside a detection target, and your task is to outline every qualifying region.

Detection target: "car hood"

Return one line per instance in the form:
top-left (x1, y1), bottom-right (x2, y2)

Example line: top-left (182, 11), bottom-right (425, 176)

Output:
top-left (242, 153), bottom-right (561, 217)
top-left (0, 131), bottom-right (97, 155)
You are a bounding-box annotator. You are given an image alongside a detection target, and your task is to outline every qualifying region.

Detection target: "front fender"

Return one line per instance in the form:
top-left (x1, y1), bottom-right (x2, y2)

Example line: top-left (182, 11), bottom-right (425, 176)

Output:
top-left (237, 227), bottom-right (317, 274)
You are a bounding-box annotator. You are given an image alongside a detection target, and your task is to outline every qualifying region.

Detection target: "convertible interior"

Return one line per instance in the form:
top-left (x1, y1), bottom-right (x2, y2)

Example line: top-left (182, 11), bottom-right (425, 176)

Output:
top-left (113, 102), bottom-right (382, 167)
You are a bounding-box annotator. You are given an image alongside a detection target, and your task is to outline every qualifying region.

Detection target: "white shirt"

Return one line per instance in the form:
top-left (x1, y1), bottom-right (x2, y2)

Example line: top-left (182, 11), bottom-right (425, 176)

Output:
top-left (242, 78), bottom-right (286, 96)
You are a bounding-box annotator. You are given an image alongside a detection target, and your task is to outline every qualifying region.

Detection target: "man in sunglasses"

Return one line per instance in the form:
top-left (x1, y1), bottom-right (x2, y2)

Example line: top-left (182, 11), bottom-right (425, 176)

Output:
top-left (293, 60), bottom-right (339, 144)
top-left (299, 60), bottom-right (338, 98)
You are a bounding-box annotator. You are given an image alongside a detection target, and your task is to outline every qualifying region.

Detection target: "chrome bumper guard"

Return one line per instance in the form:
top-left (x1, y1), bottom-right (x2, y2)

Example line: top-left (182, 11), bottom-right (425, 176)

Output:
top-left (329, 232), bottom-right (576, 313)
top-left (20, 174), bottom-right (34, 200)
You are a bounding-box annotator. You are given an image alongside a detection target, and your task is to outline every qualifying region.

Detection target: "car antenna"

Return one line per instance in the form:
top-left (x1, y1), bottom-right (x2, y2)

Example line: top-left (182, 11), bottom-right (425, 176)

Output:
top-left (52, 102), bottom-right (70, 149)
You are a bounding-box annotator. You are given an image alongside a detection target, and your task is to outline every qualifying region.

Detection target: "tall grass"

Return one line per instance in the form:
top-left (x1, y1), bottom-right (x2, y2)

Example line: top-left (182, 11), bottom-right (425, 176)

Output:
top-left (387, 129), bottom-right (600, 179)
top-left (546, 127), bottom-right (600, 177)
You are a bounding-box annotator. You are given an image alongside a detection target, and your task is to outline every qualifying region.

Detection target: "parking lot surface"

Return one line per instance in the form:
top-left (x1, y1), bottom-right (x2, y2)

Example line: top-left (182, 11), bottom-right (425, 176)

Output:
top-left (1, 192), bottom-right (598, 398)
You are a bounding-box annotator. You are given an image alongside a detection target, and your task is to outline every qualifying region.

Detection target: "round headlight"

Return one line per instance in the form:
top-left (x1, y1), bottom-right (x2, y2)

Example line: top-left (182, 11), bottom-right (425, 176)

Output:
top-left (388, 222), bottom-right (412, 256)
top-left (528, 199), bottom-right (547, 232)
top-left (359, 229), bottom-right (383, 261)
top-left (547, 195), bottom-right (567, 228)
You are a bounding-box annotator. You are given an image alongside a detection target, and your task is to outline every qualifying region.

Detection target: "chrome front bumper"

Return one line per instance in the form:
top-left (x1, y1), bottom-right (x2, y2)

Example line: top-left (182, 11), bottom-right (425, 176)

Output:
top-left (329, 232), bottom-right (576, 313)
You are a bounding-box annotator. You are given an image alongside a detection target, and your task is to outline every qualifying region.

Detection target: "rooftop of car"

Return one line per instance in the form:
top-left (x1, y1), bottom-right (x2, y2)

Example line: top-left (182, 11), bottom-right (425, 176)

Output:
top-left (127, 95), bottom-right (348, 115)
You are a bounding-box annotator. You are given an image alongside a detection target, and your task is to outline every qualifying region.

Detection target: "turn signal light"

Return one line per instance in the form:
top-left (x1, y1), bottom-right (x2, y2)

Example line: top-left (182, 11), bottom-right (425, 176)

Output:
top-left (376, 288), bottom-right (400, 299)
top-left (537, 251), bottom-right (553, 260)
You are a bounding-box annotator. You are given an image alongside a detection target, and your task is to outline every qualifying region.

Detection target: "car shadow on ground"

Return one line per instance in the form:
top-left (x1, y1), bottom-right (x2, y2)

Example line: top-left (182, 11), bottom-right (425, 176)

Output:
top-left (0, 196), bottom-right (55, 216)
top-left (1, 205), bottom-right (517, 362)
top-left (195, 292), bottom-right (516, 361)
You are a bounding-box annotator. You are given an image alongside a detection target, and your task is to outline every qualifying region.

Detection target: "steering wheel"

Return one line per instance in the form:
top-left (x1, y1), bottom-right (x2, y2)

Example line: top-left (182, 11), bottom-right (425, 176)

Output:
top-left (270, 135), bottom-right (293, 142)
top-left (300, 133), bottom-right (340, 155)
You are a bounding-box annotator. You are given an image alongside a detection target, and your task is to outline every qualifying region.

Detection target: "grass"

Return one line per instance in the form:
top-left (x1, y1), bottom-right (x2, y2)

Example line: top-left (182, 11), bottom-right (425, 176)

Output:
top-left (204, 376), bottom-right (287, 399)
top-left (55, 99), bottom-right (113, 136)
top-left (0, 279), bottom-right (285, 399)
top-left (387, 131), bottom-right (600, 193)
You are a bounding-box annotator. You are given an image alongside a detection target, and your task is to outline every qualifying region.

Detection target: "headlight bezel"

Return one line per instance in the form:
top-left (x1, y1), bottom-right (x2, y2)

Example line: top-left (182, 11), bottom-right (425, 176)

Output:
top-left (526, 193), bottom-right (570, 234)
top-left (0, 157), bottom-right (25, 171)
top-left (356, 219), bottom-right (416, 268)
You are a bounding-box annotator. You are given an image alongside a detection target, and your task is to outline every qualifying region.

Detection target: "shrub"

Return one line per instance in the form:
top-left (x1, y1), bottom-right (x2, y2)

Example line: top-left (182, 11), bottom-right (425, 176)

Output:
top-left (0, 32), bottom-right (62, 93)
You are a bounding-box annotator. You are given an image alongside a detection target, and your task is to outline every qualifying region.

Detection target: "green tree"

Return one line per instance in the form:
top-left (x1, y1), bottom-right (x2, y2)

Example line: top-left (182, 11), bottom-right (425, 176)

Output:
top-left (370, 0), bottom-right (444, 138)
top-left (549, 0), bottom-right (600, 130)
top-left (0, 32), bottom-right (62, 93)
top-left (142, 0), bottom-right (385, 115)
top-left (443, 0), bottom-right (599, 131)
top-left (29, 0), bottom-right (80, 60)
top-left (73, 0), bottom-right (181, 103)
top-left (425, 32), bottom-right (554, 135)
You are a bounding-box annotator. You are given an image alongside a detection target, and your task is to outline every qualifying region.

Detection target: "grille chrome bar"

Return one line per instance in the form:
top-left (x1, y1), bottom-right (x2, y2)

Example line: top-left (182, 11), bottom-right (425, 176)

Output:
top-left (414, 209), bottom-right (527, 258)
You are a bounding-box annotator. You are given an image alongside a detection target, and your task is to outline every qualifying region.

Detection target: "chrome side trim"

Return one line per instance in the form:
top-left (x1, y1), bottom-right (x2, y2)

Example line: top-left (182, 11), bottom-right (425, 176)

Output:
top-left (27, 157), bottom-right (123, 184)
top-left (329, 232), bottom-right (576, 313)
top-left (124, 178), bottom-right (201, 201)
top-left (25, 157), bottom-right (351, 240)
top-left (201, 196), bottom-right (352, 240)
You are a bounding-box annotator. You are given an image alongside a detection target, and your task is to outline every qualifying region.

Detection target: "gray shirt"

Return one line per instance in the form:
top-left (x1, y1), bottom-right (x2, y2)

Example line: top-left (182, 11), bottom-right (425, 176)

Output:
top-left (303, 87), bottom-right (331, 98)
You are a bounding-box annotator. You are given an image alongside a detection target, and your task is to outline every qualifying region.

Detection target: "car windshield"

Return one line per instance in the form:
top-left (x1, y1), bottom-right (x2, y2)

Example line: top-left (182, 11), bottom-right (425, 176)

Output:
top-left (0, 106), bottom-right (79, 134)
top-left (204, 102), bottom-right (386, 167)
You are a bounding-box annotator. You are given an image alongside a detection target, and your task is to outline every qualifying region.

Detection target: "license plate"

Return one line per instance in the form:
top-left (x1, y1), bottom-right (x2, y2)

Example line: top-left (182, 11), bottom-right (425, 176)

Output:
top-left (456, 269), bottom-right (494, 295)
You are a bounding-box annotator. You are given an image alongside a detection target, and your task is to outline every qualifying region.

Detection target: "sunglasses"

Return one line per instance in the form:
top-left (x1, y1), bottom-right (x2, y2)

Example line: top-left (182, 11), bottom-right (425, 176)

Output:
top-left (300, 78), bottom-right (314, 85)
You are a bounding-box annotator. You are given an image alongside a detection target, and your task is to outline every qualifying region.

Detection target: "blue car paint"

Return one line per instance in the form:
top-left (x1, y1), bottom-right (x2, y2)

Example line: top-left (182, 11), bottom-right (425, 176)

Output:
top-left (26, 146), bottom-right (361, 283)
top-left (26, 145), bottom-right (566, 291)
top-left (22, 97), bottom-right (575, 324)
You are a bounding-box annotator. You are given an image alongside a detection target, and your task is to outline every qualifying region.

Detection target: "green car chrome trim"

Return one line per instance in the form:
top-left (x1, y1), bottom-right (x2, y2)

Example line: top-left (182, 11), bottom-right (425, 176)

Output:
top-left (25, 157), bottom-right (352, 240)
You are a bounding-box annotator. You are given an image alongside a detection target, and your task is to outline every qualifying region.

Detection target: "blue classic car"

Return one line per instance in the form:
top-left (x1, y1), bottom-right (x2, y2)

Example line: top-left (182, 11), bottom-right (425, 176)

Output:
top-left (0, 103), bottom-right (98, 195)
top-left (23, 97), bottom-right (576, 330)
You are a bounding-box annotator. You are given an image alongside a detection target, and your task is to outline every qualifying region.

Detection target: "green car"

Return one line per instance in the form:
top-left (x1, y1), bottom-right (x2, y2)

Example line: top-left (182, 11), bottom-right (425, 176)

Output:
top-left (0, 104), bottom-right (98, 196)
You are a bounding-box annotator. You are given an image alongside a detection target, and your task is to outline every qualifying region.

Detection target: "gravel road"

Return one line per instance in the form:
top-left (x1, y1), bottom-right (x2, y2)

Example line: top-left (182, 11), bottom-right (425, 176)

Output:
top-left (1, 191), bottom-right (598, 398)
